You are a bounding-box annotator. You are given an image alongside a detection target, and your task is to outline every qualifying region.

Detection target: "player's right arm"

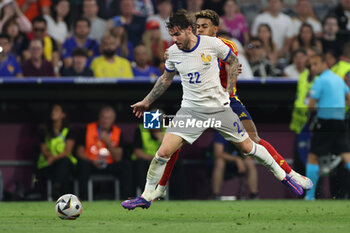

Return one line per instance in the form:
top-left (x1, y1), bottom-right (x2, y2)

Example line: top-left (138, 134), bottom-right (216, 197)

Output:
top-left (131, 70), bottom-right (176, 118)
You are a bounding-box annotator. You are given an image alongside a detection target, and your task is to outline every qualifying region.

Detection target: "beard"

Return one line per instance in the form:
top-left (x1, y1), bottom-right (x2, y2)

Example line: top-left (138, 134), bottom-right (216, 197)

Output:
top-left (103, 49), bottom-right (115, 58)
top-left (176, 38), bottom-right (190, 50)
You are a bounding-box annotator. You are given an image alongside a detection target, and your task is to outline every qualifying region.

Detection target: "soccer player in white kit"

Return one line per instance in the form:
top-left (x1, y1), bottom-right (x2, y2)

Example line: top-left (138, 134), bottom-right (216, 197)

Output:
top-left (122, 10), bottom-right (303, 210)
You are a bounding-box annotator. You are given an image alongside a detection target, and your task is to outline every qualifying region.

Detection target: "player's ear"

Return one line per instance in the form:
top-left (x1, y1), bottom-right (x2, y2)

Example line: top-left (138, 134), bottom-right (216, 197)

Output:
top-left (214, 26), bottom-right (218, 34)
top-left (186, 25), bottom-right (193, 33)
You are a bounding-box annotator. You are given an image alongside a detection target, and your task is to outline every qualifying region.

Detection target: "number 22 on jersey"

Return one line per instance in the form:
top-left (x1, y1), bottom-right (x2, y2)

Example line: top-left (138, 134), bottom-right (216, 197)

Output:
top-left (188, 72), bottom-right (201, 84)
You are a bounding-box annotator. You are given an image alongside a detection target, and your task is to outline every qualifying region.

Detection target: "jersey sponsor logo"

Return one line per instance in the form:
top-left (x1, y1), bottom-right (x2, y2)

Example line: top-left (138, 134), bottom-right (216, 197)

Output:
top-left (143, 110), bottom-right (161, 129)
top-left (201, 53), bottom-right (211, 65)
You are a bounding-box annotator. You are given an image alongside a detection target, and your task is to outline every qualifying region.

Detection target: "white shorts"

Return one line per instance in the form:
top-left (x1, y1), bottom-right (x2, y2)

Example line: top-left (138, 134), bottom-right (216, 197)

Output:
top-left (165, 107), bottom-right (249, 144)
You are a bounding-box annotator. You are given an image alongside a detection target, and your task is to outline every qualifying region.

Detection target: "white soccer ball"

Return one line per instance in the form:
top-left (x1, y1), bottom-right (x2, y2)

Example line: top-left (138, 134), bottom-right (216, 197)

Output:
top-left (55, 194), bottom-right (83, 220)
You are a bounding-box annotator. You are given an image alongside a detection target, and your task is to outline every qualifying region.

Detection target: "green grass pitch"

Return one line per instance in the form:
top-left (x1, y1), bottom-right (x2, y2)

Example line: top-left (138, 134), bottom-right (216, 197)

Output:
top-left (0, 200), bottom-right (349, 233)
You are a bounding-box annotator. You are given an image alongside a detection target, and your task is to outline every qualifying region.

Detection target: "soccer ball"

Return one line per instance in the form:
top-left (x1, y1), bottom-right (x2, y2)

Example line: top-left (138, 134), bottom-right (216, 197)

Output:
top-left (55, 194), bottom-right (83, 220)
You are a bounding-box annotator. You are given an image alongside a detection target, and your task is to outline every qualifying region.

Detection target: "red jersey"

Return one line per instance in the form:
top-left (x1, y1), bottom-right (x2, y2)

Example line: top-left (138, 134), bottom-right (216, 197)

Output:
top-left (218, 37), bottom-right (239, 98)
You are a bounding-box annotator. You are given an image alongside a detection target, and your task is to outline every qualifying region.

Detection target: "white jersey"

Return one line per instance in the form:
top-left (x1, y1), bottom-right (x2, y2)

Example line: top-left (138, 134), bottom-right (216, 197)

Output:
top-left (165, 35), bottom-right (232, 109)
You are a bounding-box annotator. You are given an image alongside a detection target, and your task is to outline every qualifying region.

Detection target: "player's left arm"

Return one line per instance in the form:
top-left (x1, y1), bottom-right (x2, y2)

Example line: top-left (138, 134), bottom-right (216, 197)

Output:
top-left (224, 52), bottom-right (240, 93)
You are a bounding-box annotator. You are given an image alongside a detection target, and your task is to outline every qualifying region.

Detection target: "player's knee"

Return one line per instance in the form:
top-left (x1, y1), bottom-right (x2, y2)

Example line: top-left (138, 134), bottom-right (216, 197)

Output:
top-left (249, 134), bottom-right (260, 144)
top-left (238, 139), bottom-right (254, 155)
top-left (156, 148), bottom-right (172, 159)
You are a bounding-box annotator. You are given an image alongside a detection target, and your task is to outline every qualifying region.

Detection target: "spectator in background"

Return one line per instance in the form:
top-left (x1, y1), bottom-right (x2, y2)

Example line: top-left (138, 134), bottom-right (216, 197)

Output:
top-left (257, 24), bottom-right (278, 66)
top-left (247, 37), bottom-right (279, 78)
top-left (0, 1), bottom-right (31, 33)
top-left (327, 0), bottom-right (350, 32)
top-left (331, 42), bottom-right (350, 82)
top-left (132, 44), bottom-right (161, 79)
top-left (62, 17), bottom-right (99, 68)
top-left (22, 16), bottom-right (60, 75)
top-left (284, 49), bottom-right (308, 79)
top-left (291, 0), bottom-right (322, 37)
top-left (76, 106), bottom-right (133, 200)
top-left (134, 0), bottom-right (154, 17)
top-left (43, 0), bottom-right (70, 46)
top-left (0, 33), bottom-right (22, 77)
top-left (291, 23), bottom-right (323, 55)
top-left (305, 54), bottom-right (350, 200)
top-left (289, 48), bottom-right (318, 176)
top-left (202, 0), bottom-right (224, 16)
top-left (142, 20), bottom-right (168, 69)
top-left (106, 16), bottom-right (133, 61)
top-left (61, 47), bottom-right (93, 77)
top-left (216, 31), bottom-right (253, 80)
top-left (212, 131), bottom-right (258, 200)
top-left (36, 103), bottom-right (76, 200)
top-left (90, 35), bottom-right (133, 78)
top-left (186, 0), bottom-right (203, 14)
top-left (114, 0), bottom-right (146, 46)
top-left (17, 0), bottom-right (51, 22)
top-left (325, 50), bottom-right (338, 68)
top-left (147, 0), bottom-right (173, 45)
top-left (97, 0), bottom-right (120, 20)
top-left (321, 15), bottom-right (343, 58)
top-left (219, 0), bottom-right (249, 46)
top-left (22, 39), bottom-right (55, 77)
top-left (251, 0), bottom-right (293, 58)
top-left (82, 0), bottom-right (106, 43)
top-left (2, 19), bottom-right (28, 60)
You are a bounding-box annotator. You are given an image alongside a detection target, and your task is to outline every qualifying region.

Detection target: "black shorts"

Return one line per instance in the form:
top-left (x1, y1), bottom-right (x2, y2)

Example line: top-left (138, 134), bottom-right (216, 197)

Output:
top-left (310, 119), bottom-right (350, 156)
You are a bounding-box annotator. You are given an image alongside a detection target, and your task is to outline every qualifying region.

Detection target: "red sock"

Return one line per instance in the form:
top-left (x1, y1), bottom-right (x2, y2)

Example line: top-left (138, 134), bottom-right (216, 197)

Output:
top-left (259, 138), bottom-right (292, 174)
top-left (158, 149), bottom-right (180, 186)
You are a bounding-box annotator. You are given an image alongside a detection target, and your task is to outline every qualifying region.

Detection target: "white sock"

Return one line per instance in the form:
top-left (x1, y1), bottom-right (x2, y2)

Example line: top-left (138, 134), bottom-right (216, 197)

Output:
top-left (289, 170), bottom-right (296, 176)
top-left (248, 143), bottom-right (286, 181)
top-left (142, 153), bottom-right (169, 201)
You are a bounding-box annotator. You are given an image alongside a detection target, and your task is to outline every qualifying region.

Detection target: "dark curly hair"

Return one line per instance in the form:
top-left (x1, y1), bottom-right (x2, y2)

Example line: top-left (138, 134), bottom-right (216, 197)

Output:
top-left (166, 9), bottom-right (194, 30)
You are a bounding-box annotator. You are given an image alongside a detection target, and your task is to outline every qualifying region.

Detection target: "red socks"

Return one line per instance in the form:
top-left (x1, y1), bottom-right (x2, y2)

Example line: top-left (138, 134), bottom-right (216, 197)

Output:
top-left (259, 138), bottom-right (292, 174)
top-left (158, 149), bottom-right (181, 186)
top-left (158, 139), bottom-right (292, 185)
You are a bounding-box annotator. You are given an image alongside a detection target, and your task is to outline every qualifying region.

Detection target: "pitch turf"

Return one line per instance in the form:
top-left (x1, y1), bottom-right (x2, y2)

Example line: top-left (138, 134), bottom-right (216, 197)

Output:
top-left (0, 200), bottom-right (349, 233)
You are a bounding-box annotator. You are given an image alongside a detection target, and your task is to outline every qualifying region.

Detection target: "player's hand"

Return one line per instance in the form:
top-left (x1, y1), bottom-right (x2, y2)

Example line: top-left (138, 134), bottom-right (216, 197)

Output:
top-left (100, 131), bottom-right (110, 143)
top-left (131, 99), bottom-right (150, 118)
top-left (47, 156), bottom-right (56, 165)
top-left (92, 160), bottom-right (102, 168)
top-left (164, 49), bottom-right (169, 60)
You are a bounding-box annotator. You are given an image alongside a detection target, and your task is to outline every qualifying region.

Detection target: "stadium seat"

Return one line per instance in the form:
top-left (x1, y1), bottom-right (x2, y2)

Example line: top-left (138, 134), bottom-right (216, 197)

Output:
top-left (47, 179), bottom-right (79, 201)
top-left (87, 175), bottom-right (120, 201)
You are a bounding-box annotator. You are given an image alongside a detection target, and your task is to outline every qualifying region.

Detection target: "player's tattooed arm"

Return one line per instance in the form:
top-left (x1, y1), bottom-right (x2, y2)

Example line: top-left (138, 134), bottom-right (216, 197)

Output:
top-left (131, 71), bottom-right (175, 118)
top-left (225, 53), bottom-right (240, 94)
top-left (144, 71), bottom-right (176, 104)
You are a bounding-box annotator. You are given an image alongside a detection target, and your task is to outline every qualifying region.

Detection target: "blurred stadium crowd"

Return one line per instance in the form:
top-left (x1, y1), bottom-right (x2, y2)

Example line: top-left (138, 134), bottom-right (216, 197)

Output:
top-left (0, 0), bottom-right (349, 79)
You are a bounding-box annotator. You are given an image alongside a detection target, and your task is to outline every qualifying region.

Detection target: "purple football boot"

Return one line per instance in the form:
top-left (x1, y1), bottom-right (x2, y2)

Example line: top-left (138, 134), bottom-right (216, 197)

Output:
top-left (281, 174), bottom-right (304, 196)
top-left (121, 196), bottom-right (152, 210)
